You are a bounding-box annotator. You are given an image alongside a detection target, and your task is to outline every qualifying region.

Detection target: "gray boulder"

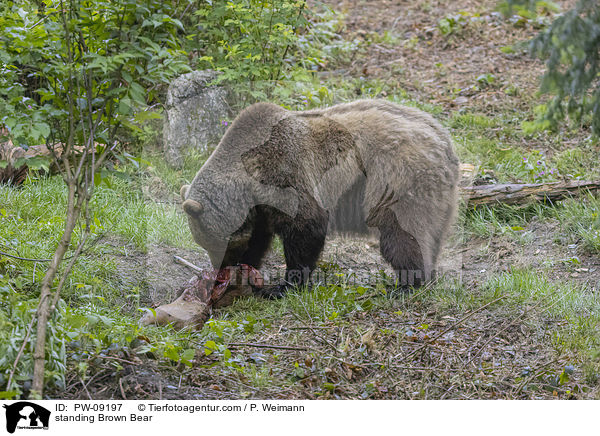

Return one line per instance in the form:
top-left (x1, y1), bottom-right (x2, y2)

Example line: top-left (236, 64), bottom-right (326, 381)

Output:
top-left (163, 70), bottom-right (231, 167)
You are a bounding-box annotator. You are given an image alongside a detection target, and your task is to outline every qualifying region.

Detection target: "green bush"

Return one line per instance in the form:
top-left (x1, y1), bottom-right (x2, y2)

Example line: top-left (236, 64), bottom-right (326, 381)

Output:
top-left (194, 0), bottom-right (309, 82)
top-left (500, 0), bottom-right (600, 134)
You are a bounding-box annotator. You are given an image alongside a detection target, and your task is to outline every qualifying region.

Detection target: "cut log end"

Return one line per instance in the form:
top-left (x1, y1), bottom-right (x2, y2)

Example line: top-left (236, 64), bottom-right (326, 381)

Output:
top-left (0, 165), bottom-right (28, 186)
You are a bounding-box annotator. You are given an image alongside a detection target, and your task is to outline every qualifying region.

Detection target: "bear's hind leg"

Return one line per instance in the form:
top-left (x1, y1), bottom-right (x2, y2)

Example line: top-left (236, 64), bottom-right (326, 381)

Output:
top-left (379, 222), bottom-right (426, 289)
top-left (366, 188), bottom-right (426, 289)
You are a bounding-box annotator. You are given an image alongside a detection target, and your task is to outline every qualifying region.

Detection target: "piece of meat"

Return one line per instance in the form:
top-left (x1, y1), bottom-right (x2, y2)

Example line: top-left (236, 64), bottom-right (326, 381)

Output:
top-left (140, 264), bottom-right (263, 330)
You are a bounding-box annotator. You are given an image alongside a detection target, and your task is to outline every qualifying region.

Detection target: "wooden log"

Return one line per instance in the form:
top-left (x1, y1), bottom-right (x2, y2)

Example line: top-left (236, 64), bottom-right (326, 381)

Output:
top-left (0, 135), bottom-right (86, 186)
top-left (461, 180), bottom-right (600, 207)
top-left (0, 140), bottom-right (57, 186)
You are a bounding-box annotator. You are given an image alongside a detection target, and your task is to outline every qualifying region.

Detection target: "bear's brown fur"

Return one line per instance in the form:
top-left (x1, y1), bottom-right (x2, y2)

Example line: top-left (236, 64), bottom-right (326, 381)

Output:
top-left (181, 99), bottom-right (460, 297)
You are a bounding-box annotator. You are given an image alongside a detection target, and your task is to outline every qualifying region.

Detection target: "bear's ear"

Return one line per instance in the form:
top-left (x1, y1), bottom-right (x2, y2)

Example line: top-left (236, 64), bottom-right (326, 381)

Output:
top-left (180, 184), bottom-right (190, 200)
top-left (183, 199), bottom-right (202, 216)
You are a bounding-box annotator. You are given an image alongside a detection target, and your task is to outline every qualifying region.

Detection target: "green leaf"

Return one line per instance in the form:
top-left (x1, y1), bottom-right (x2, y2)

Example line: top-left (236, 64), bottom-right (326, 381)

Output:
top-left (139, 307), bottom-right (157, 319)
top-left (165, 347), bottom-right (179, 361)
top-left (181, 348), bottom-right (195, 363)
top-left (204, 340), bottom-right (217, 355)
top-left (129, 82), bottom-right (146, 105)
top-left (4, 117), bottom-right (17, 129)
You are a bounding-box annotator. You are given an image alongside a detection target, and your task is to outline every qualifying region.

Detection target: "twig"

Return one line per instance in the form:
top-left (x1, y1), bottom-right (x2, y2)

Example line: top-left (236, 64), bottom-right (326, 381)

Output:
top-left (289, 310), bottom-right (338, 353)
top-left (118, 378), bottom-right (127, 400)
top-left (462, 287), bottom-right (575, 369)
top-left (6, 314), bottom-right (36, 392)
top-left (228, 342), bottom-right (308, 351)
top-left (0, 233), bottom-right (102, 265)
top-left (394, 295), bottom-right (507, 363)
top-left (391, 365), bottom-right (457, 372)
top-left (80, 377), bottom-right (93, 400)
top-left (0, 251), bottom-right (52, 262)
top-left (403, 277), bottom-right (438, 301)
top-left (173, 255), bottom-right (204, 274)
top-left (95, 355), bottom-right (140, 366)
top-left (514, 359), bottom-right (559, 396)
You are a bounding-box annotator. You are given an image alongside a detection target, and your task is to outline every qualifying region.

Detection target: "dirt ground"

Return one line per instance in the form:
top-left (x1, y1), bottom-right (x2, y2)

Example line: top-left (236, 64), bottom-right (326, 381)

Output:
top-left (116, 218), bottom-right (599, 314)
top-left (322, 0), bottom-right (547, 110)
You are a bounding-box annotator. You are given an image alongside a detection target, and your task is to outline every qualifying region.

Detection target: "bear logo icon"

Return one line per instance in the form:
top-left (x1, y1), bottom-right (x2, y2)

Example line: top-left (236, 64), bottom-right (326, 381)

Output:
top-left (3, 402), bottom-right (50, 433)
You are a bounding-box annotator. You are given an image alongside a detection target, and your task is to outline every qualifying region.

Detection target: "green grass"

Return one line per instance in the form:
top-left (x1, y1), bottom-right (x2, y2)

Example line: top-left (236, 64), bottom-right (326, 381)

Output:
top-left (2, 153), bottom-right (599, 398)
top-left (552, 194), bottom-right (600, 254)
top-left (459, 201), bottom-right (549, 238)
top-left (143, 149), bottom-right (209, 194)
top-left (0, 171), bottom-right (193, 256)
top-left (450, 110), bottom-right (600, 184)
top-left (0, 167), bottom-right (201, 396)
top-left (457, 192), bottom-right (600, 255)
top-left (483, 270), bottom-right (600, 369)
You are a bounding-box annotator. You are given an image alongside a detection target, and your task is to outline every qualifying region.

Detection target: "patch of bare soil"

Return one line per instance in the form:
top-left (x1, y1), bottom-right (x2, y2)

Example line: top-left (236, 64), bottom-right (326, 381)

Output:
top-left (106, 238), bottom-right (210, 306)
top-left (322, 0), bottom-right (547, 113)
top-left (458, 218), bottom-right (600, 290)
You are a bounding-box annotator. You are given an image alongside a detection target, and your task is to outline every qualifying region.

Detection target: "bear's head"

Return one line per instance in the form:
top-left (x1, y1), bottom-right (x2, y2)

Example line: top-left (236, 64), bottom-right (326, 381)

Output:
top-left (180, 181), bottom-right (255, 269)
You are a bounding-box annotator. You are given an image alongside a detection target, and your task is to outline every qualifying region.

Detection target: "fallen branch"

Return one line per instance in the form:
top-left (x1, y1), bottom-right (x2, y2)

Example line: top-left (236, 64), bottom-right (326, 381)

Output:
top-left (173, 255), bottom-right (204, 274)
top-left (461, 180), bottom-right (600, 207)
top-left (228, 342), bottom-right (308, 351)
top-left (0, 142), bottom-right (58, 186)
top-left (0, 251), bottom-right (52, 262)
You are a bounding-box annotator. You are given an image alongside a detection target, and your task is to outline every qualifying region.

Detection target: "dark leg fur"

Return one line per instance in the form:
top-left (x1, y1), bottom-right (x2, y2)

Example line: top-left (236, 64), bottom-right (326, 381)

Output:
top-left (255, 207), bottom-right (328, 299)
top-left (379, 219), bottom-right (425, 289)
top-left (367, 187), bottom-right (425, 289)
top-left (240, 217), bottom-right (274, 269)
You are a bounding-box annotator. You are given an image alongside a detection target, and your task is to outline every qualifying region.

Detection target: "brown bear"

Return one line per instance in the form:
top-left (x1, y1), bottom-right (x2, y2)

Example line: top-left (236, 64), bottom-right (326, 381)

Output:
top-left (180, 99), bottom-right (460, 298)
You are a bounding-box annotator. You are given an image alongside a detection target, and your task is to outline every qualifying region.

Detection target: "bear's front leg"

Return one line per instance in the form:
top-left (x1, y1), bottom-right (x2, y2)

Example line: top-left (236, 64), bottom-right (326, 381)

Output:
top-left (253, 283), bottom-right (289, 299)
top-left (253, 266), bottom-right (314, 299)
top-left (255, 215), bottom-right (327, 299)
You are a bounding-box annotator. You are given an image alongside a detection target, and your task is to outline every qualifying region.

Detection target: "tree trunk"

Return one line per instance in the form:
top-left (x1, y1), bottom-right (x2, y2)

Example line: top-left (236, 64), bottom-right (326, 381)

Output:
top-left (461, 180), bottom-right (600, 207)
